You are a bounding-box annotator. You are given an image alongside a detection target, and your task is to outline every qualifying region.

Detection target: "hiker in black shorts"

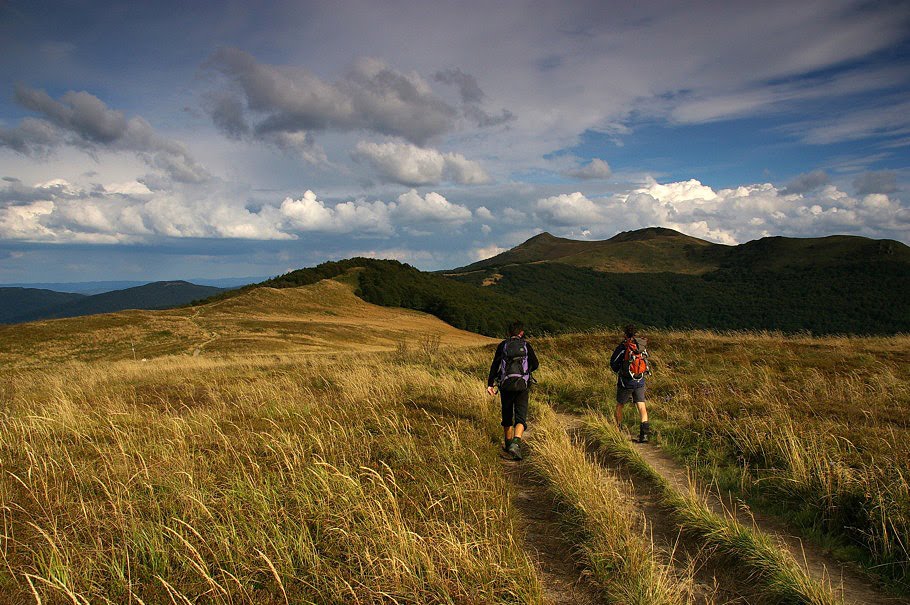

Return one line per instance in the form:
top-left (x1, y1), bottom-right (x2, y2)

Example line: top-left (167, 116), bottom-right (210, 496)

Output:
top-left (609, 324), bottom-right (650, 443)
top-left (487, 321), bottom-right (539, 460)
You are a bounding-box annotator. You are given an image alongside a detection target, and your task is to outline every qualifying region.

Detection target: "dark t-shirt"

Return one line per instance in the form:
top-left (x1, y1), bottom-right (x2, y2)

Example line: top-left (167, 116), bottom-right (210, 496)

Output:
top-left (610, 339), bottom-right (646, 389)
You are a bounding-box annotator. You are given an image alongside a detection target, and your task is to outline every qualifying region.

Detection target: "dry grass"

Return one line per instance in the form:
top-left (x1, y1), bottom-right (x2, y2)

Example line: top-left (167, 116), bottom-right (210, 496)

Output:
top-left (534, 329), bottom-right (910, 591)
top-left (526, 406), bottom-right (692, 604)
top-left (0, 352), bottom-right (543, 603)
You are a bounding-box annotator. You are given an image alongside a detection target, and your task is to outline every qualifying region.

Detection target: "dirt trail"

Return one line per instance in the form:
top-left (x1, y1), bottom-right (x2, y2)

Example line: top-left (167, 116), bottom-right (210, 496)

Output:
top-left (553, 412), bottom-right (906, 605)
top-left (500, 454), bottom-right (602, 605)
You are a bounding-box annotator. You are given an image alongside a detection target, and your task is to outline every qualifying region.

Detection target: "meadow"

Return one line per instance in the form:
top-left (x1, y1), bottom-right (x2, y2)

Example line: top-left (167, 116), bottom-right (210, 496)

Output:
top-left (1, 279), bottom-right (907, 603)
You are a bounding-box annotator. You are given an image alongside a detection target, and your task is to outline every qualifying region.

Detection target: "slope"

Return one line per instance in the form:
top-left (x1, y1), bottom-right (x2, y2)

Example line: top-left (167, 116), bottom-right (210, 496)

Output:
top-left (0, 287), bottom-right (86, 324)
top-left (0, 277), bottom-right (493, 368)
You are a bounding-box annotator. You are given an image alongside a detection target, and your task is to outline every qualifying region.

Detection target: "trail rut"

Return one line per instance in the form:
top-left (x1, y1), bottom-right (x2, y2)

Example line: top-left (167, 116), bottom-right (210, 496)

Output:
top-left (553, 412), bottom-right (906, 605)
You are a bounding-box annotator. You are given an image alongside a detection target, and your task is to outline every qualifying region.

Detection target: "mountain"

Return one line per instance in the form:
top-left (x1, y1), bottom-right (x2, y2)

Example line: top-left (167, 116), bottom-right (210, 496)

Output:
top-left (454, 228), bottom-right (720, 274)
top-left (0, 288), bottom-right (86, 323)
top-left (4, 281), bottom-right (224, 324)
top-left (453, 228), bottom-right (910, 275)
top-left (443, 228), bottom-right (910, 334)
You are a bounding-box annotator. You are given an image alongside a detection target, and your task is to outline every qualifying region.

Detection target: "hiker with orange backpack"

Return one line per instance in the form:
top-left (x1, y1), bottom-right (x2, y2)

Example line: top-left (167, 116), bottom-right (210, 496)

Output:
top-left (609, 324), bottom-right (650, 443)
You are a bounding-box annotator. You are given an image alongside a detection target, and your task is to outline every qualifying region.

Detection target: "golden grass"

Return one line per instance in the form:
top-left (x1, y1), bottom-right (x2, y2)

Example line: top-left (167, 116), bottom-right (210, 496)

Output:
top-left (535, 328), bottom-right (910, 590)
top-left (0, 352), bottom-right (542, 603)
top-left (0, 279), bottom-right (492, 368)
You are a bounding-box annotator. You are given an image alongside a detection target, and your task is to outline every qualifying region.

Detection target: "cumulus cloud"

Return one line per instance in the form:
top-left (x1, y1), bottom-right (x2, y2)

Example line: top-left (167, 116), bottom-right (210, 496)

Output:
top-left (0, 85), bottom-right (209, 183)
top-left (472, 244), bottom-right (507, 261)
top-left (528, 178), bottom-right (908, 245)
top-left (0, 177), bottom-right (476, 244)
top-left (352, 140), bottom-right (489, 185)
top-left (535, 192), bottom-right (602, 226)
top-left (567, 158), bottom-right (612, 180)
top-left (394, 189), bottom-right (472, 224)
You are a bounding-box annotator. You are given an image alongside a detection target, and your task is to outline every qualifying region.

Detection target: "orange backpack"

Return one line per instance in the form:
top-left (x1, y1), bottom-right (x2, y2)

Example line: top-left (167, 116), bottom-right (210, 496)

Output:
top-left (623, 338), bottom-right (649, 380)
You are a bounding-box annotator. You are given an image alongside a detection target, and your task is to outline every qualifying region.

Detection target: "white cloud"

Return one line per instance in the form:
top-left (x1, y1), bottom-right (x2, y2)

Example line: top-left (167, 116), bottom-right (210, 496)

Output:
top-left (472, 244), bottom-right (507, 260)
top-left (535, 192), bottom-right (601, 225)
top-left (393, 189), bottom-right (472, 224)
top-left (352, 140), bottom-right (489, 186)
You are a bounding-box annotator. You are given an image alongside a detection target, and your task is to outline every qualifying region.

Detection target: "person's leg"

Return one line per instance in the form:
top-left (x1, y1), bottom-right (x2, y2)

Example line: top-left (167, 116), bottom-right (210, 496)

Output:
top-left (507, 390), bottom-right (529, 460)
top-left (501, 392), bottom-right (515, 450)
top-left (616, 386), bottom-right (631, 427)
top-left (634, 387), bottom-right (649, 442)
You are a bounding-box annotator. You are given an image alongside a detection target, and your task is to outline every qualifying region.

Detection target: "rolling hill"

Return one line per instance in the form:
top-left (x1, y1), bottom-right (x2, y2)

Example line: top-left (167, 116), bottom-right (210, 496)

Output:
top-left (0, 287), bottom-right (86, 324)
top-left (0, 276), bottom-right (491, 368)
top-left (2, 280), bottom-right (224, 324)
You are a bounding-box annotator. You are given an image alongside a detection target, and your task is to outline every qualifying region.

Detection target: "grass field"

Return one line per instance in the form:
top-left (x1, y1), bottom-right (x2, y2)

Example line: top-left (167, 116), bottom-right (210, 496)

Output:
top-left (1, 279), bottom-right (908, 602)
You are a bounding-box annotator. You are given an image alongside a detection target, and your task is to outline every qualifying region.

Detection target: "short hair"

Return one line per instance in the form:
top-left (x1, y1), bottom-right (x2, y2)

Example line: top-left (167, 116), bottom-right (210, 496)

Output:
top-left (623, 324), bottom-right (636, 338)
top-left (508, 321), bottom-right (524, 337)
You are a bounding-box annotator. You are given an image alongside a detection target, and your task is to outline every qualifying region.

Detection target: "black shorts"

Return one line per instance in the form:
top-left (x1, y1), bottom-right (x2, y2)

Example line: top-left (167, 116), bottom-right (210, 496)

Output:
top-left (616, 385), bottom-right (646, 405)
top-left (501, 389), bottom-right (529, 428)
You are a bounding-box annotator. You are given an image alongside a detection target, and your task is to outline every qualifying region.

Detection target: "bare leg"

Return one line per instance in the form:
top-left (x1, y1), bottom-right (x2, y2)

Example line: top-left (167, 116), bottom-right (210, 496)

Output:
top-left (615, 404), bottom-right (624, 427)
top-left (514, 423), bottom-right (525, 439)
top-left (636, 401), bottom-right (648, 422)
top-left (504, 426), bottom-right (514, 442)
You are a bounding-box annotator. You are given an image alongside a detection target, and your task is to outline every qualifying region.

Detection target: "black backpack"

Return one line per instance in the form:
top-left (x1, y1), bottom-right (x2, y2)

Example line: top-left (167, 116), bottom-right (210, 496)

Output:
top-left (498, 338), bottom-right (530, 391)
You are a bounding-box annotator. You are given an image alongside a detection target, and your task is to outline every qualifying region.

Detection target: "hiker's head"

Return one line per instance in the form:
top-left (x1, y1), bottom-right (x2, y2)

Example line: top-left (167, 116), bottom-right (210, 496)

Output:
top-left (508, 321), bottom-right (524, 337)
top-left (624, 324), bottom-right (636, 338)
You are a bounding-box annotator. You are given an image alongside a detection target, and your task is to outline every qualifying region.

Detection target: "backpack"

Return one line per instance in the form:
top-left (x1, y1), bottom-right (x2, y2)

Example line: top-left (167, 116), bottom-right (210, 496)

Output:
top-left (498, 338), bottom-right (530, 391)
top-left (619, 338), bottom-right (649, 381)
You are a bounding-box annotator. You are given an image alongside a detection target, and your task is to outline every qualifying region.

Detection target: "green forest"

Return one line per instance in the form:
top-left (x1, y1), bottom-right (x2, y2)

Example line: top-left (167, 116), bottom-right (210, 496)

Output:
top-left (200, 256), bottom-right (910, 337)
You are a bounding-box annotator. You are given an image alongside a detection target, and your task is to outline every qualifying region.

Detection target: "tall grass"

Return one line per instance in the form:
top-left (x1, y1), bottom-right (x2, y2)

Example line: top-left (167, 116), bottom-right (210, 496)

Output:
top-left (582, 413), bottom-right (843, 605)
top-left (534, 329), bottom-right (910, 590)
top-left (525, 405), bottom-right (692, 604)
top-left (0, 353), bottom-right (543, 603)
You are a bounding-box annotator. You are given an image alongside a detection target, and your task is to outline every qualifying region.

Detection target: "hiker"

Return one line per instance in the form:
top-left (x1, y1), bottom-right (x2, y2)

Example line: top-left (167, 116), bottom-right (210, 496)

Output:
top-left (487, 321), bottom-right (539, 460)
top-left (609, 324), bottom-right (650, 443)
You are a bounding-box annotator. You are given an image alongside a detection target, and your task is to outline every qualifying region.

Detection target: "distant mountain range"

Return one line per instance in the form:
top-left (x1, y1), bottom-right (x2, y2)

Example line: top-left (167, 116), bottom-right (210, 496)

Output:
top-left (1, 281), bottom-right (224, 324)
top-left (1, 276), bottom-right (266, 295)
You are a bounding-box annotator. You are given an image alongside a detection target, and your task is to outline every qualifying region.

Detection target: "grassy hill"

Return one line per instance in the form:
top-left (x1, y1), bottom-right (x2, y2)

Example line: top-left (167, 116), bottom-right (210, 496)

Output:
top-left (0, 277), bottom-right (491, 368)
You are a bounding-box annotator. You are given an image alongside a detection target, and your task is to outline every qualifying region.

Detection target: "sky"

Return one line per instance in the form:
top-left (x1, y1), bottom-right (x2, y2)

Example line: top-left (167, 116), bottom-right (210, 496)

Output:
top-left (1, 0), bottom-right (909, 283)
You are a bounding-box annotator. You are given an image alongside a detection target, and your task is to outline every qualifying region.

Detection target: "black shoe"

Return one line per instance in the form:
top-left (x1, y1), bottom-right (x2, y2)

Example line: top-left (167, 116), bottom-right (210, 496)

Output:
top-left (639, 421), bottom-right (650, 443)
top-left (507, 440), bottom-right (523, 460)
top-left (502, 438), bottom-right (512, 453)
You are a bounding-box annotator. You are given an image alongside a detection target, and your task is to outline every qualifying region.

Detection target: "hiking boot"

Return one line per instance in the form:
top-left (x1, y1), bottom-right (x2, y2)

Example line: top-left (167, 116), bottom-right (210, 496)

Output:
top-left (507, 440), bottom-right (523, 460)
top-left (502, 437), bottom-right (512, 453)
top-left (639, 422), bottom-right (650, 444)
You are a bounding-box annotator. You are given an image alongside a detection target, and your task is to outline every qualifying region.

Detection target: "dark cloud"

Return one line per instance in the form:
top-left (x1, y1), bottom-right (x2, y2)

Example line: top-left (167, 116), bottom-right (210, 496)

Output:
top-left (434, 67), bottom-right (516, 128)
top-left (205, 48), bottom-right (458, 146)
top-left (433, 68), bottom-right (485, 104)
top-left (205, 92), bottom-right (250, 140)
top-left (3, 177), bottom-right (21, 183)
top-left (781, 170), bottom-right (828, 195)
top-left (853, 171), bottom-right (898, 195)
top-left (0, 85), bottom-right (209, 184)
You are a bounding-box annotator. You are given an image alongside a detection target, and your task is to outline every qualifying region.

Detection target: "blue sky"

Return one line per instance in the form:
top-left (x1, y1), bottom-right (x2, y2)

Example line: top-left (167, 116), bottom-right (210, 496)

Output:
top-left (1, 0), bottom-right (909, 282)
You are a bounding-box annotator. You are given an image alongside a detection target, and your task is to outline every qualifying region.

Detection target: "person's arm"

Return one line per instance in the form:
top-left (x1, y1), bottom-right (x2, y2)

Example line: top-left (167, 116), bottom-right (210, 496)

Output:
top-left (527, 342), bottom-right (539, 373)
top-left (609, 344), bottom-right (624, 373)
top-left (487, 341), bottom-right (504, 387)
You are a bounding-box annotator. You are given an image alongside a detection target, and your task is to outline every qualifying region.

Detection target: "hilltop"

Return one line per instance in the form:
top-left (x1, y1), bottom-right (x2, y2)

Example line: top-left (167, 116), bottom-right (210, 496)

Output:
top-left (453, 228), bottom-right (910, 274)
top-left (0, 277), bottom-right (491, 368)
